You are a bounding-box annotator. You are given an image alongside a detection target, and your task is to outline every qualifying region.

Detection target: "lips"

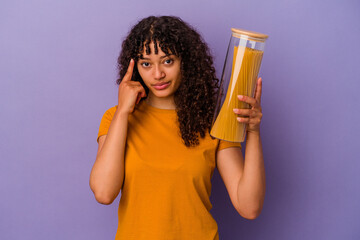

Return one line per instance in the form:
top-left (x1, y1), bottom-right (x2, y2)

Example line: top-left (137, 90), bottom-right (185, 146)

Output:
top-left (152, 81), bottom-right (171, 90)
top-left (153, 81), bottom-right (170, 86)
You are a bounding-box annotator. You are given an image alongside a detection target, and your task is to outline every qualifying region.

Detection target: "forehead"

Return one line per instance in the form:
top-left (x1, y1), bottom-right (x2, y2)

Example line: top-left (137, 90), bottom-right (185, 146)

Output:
top-left (138, 41), bottom-right (176, 58)
top-left (141, 43), bottom-right (165, 55)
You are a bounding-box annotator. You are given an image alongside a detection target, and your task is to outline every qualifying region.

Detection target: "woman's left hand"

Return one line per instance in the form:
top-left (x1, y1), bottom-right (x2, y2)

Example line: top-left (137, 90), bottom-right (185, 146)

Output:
top-left (233, 77), bottom-right (263, 134)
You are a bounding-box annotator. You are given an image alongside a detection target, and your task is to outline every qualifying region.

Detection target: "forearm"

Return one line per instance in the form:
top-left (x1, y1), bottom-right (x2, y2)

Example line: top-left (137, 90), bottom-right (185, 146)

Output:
top-left (90, 111), bottom-right (129, 204)
top-left (237, 131), bottom-right (265, 217)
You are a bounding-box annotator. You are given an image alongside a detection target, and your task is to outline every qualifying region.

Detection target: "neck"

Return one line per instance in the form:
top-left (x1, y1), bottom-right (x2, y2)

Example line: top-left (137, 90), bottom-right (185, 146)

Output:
top-left (145, 93), bottom-right (176, 109)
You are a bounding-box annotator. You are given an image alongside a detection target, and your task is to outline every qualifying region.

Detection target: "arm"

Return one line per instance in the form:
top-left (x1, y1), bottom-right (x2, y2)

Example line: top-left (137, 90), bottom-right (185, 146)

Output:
top-left (238, 131), bottom-right (265, 218)
top-left (216, 77), bottom-right (265, 219)
top-left (217, 137), bottom-right (265, 219)
top-left (89, 110), bottom-right (129, 205)
top-left (89, 59), bottom-right (146, 205)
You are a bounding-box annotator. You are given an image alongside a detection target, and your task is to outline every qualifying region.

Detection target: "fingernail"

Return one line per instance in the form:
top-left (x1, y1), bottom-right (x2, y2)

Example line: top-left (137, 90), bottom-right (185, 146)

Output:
top-left (233, 108), bottom-right (237, 113)
top-left (238, 95), bottom-right (243, 99)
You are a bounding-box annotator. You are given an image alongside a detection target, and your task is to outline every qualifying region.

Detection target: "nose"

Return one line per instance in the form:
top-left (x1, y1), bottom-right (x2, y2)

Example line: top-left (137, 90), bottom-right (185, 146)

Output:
top-left (153, 65), bottom-right (165, 80)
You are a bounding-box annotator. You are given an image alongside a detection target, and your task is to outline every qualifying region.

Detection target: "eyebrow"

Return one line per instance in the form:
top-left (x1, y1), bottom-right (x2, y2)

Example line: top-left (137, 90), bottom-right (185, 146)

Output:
top-left (139, 54), bottom-right (172, 60)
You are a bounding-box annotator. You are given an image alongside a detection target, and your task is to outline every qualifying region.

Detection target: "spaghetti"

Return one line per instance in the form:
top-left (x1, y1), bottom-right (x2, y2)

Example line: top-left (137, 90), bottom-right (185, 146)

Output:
top-left (210, 45), bottom-right (263, 142)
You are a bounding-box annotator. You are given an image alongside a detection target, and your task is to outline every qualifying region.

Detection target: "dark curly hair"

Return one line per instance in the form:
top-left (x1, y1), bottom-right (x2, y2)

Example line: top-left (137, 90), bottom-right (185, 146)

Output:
top-left (117, 16), bottom-right (219, 147)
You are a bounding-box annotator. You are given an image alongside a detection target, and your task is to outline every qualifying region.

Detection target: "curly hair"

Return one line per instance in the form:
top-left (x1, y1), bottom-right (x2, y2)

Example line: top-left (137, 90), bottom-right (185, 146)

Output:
top-left (116, 16), bottom-right (220, 147)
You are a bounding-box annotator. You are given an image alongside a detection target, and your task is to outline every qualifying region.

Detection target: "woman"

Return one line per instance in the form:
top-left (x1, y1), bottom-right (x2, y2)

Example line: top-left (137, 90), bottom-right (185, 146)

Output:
top-left (89, 15), bottom-right (265, 240)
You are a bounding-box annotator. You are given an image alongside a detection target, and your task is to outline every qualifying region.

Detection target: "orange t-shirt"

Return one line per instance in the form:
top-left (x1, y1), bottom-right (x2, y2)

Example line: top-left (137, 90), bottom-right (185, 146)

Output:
top-left (97, 100), bottom-right (242, 240)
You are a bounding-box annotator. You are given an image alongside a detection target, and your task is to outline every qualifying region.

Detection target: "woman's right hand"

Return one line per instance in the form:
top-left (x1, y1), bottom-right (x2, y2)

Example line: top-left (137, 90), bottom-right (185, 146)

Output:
top-left (117, 59), bottom-right (147, 114)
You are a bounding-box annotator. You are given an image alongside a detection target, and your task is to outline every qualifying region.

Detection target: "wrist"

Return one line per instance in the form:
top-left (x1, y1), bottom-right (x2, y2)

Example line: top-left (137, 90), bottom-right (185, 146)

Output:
top-left (115, 109), bottom-right (130, 117)
top-left (247, 129), bottom-right (261, 136)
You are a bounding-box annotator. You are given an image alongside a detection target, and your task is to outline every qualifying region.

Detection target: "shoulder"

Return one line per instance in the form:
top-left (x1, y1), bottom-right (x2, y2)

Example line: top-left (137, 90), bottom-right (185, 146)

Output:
top-left (105, 105), bottom-right (118, 115)
top-left (217, 139), bottom-right (242, 151)
top-left (196, 131), bottom-right (242, 151)
top-left (101, 105), bottom-right (118, 121)
top-left (96, 105), bottom-right (118, 143)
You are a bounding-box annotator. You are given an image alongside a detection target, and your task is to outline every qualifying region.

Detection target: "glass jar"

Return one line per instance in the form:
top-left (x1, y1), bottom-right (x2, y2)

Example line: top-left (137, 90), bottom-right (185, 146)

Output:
top-left (210, 28), bottom-right (268, 142)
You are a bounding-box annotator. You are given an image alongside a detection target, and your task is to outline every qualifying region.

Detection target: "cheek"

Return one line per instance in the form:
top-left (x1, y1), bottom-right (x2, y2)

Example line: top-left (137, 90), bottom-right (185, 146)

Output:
top-left (137, 69), bottom-right (150, 83)
top-left (137, 66), bottom-right (144, 76)
top-left (170, 64), bottom-right (181, 80)
top-left (173, 74), bottom-right (182, 89)
top-left (175, 69), bottom-right (182, 83)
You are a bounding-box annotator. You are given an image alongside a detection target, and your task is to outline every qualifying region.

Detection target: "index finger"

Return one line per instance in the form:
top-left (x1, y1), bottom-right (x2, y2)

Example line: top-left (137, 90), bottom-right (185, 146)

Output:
top-left (122, 59), bottom-right (135, 82)
top-left (255, 77), bottom-right (262, 104)
top-left (237, 94), bottom-right (258, 108)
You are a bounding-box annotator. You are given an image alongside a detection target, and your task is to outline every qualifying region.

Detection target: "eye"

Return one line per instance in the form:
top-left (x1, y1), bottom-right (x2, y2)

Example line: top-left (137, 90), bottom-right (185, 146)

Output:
top-left (164, 59), bottom-right (173, 65)
top-left (141, 62), bottom-right (150, 67)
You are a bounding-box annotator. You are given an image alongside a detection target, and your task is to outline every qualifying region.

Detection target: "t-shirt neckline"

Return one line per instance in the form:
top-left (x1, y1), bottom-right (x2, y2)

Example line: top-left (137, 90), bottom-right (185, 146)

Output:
top-left (142, 100), bottom-right (176, 114)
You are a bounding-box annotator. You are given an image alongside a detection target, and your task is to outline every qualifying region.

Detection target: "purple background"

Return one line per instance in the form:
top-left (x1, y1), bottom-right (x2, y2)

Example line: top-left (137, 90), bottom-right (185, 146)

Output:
top-left (1, 0), bottom-right (359, 239)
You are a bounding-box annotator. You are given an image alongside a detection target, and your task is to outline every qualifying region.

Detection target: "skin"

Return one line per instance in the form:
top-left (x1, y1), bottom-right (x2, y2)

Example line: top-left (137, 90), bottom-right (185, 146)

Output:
top-left (216, 78), bottom-right (265, 219)
top-left (89, 56), bottom-right (146, 204)
top-left (91, 41), bottom-right (265, 220)
top-left (136, 42), bottom-right (182, 109)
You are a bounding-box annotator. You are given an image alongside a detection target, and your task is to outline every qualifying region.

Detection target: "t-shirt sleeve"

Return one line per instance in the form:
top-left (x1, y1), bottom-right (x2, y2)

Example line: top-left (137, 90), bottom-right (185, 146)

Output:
top-left (97, 106), bottom-right (117, 143)
top-left (217, 139), bottom-right (242, 151)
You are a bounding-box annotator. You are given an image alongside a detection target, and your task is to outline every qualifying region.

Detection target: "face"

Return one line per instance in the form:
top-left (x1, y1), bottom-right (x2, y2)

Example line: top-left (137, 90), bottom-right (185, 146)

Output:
top-left (136, 42), bottom-right (182, 100)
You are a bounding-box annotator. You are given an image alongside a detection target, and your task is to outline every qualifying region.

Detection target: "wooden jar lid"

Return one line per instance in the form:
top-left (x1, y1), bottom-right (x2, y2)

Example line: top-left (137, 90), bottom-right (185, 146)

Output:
top-left (231, 28), bottom-right (268, 42)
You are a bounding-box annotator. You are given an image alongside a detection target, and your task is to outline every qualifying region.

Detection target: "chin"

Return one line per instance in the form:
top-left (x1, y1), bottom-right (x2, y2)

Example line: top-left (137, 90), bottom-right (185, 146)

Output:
top-left (152, 90), bottom-right (174, 98)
